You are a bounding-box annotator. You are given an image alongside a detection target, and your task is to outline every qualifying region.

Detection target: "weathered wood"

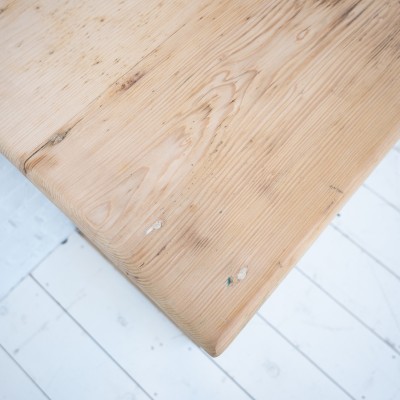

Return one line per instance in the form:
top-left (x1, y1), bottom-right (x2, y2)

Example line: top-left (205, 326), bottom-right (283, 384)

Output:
top-left (1, 0), bottom-right (400, 355)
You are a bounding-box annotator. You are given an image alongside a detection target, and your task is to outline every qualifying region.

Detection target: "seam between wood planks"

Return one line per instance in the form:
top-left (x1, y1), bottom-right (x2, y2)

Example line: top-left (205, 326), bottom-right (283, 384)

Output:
top-left (21, 19), bottom-right (190, 175)
top-left (201, 349), bottom-right (256, 400)
top-left (362, 184), bottom-right (400, 214)
top-left (29, 274), bottom-right (154, 400)
top-left (257, 314), bottom-right (356, 400)
top-left (330, 224), bottom-right (400, 282)
top-left (295, 267), bottom-right (400, 356)
top-left (29, 273), bottom-right (254, 400)
top-left (0, 230), bottom-right (75, 304)
top-left (0, 343), bottom-right (52, 400)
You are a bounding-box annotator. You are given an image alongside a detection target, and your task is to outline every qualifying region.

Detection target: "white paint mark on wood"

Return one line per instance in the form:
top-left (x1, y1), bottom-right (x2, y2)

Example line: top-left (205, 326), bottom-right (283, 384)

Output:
top-left (237, 266), bottom-right (248, 281)
top-left (145, 220), bottom-right (163, 235)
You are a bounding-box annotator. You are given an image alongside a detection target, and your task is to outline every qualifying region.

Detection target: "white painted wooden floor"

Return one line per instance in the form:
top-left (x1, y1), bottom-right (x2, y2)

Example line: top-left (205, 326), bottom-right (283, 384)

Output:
top-left (1, 143), bottom-right (400, 400)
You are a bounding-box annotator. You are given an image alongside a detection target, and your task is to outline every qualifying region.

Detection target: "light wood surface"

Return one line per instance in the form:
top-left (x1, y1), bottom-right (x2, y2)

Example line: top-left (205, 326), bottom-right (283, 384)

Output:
top-left (1, 0), bottom-right (400, 356)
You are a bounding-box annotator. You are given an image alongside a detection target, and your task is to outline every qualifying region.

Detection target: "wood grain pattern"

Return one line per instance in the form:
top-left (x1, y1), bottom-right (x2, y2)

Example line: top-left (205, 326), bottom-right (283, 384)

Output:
top-left (0, 0), bottom-right (209, 169)
top-left (1, 0), bottom-right (400, 355)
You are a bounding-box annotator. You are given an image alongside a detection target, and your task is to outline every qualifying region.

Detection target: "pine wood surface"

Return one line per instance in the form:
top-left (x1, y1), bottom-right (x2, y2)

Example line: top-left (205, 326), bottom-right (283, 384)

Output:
top-left (1, 0), bottom-right (400, 355)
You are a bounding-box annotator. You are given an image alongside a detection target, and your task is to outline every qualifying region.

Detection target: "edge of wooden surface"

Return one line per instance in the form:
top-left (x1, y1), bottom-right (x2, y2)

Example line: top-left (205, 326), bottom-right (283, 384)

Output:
top-left (209, 133), bottom-right (400, 357)
top-left (20, 128), bottom-right (399, 357)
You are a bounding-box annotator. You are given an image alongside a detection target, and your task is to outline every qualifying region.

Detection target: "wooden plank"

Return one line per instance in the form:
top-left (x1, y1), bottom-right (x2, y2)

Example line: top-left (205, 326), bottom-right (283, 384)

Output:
top-left (0, 155), bottom-right (74, 299)
top-left (1, 1), bottom-right (400, 355)
top-left (333, 186), bottom-right (400, 278)
top-left (364, 149), bottom-right (400, 210)
top-left (0, 346), bottom-right (48, 400)
top-left (259, 270), bottom-right (400, 400)
top-left (32, 233), bottom-right (252, 400)
top-left (215, 316), bottom-right (349, 400)
top-left (298, 225), bottom-right (400, 352)
top-left (0, 277), bottom-right (151, 400)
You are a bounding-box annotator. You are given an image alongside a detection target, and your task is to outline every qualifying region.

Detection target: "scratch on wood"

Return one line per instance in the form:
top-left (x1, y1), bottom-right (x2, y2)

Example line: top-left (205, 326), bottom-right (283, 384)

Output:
top-left (330, 185), bottom-right (343, 194)
top-left (324, 200), bottom-right (335, 213)
top-left (156, 244), bottom-right (167, 257)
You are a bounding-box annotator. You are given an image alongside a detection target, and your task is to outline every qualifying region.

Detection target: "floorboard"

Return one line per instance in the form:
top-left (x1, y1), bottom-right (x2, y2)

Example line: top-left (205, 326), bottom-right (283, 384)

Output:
top-left (0, 345), bottom-right (49, 400)
top-left (0, 277), bottom-right (151, 400)
top-left (364, 149), bottom-right (400, 211)
top-left (333, 186), bottom-right (400, 279)
top-left (0, 156), bottom-right (74, 300)
top-left (298, 226), bottom-right (400, 353)
top-left (259, 269), bottom-right (400, 400)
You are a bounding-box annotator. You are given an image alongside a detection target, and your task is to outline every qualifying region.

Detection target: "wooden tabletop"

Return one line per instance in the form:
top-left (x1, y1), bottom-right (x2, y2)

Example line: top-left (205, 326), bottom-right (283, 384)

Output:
top-left (1, 0), bottom-right (400, 356)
